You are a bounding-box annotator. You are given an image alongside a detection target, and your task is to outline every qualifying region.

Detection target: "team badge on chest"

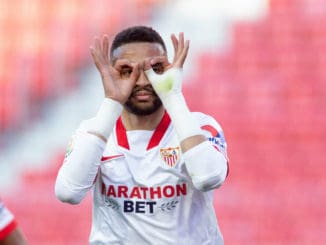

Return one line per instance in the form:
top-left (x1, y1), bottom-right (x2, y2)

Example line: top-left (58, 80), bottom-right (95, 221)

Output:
top-left (160, 147), bottom-right (180, 167)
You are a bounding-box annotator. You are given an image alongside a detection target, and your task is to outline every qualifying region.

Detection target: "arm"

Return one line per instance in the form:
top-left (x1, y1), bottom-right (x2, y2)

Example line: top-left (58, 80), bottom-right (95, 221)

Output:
top-left (55, 35), bottom-right (139, 204)
top-left (182, 116), bottom-right (229, 191)
top-left (145, 33), bottom-right (228, 191)
top-left (145, 33), bottom-right (204, 151)
top-left (55, 129), bottom-right (106, 204)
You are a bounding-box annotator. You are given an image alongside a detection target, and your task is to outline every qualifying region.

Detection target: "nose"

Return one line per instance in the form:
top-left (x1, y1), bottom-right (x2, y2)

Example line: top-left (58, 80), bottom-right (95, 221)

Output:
top-left (135, 69), bottom-right (151, 86)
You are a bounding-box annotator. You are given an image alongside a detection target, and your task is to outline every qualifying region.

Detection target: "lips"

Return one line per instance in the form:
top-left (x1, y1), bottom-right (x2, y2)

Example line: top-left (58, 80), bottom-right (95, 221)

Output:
top-left (135, 90), bottom-right (152, 96)
top-left (134, 90), bottom-right (153, 100)
top-left (131, 86), bottom-right (156, 101)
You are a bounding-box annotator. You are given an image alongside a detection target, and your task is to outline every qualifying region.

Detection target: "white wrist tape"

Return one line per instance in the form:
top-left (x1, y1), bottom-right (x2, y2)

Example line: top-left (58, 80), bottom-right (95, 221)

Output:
top-left (145, 68), bottom-right (202, 141)
top-left (89, 98), bottom-right (123, 138)
top-left (165, 93), bottom-right (203, 141)
top-left (145, 67), bottom-right (183, 95)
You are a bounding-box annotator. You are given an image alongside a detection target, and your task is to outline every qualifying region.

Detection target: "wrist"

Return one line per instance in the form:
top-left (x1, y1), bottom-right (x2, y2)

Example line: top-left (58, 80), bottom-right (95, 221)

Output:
top-left (163, 93), bottom-right (202, 142)
top-left (145, 67), bottom-right (182, 96)
top-left (145, 67), bottom-right (202, 142)
top-left (88, 98), bottom-right (123, 139)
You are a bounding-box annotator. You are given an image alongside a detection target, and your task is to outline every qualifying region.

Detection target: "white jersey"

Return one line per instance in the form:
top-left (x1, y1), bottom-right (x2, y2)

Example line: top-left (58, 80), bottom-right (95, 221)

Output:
top-left (57, 111), bottom-right (228, 245)
top-left (0, 200), bottom-right (17, 240)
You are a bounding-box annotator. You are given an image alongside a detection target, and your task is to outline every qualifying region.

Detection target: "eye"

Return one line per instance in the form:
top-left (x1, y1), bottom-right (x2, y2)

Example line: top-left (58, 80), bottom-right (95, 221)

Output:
top-left (152, 63), bottom-right (164, 74)
top-left (120, 66), bottom-right (132, 78)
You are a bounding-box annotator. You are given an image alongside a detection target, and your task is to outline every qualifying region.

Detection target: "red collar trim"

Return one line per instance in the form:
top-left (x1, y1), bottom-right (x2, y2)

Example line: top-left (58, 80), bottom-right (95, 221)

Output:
top-left (116, 117), bottom-right (130, 149)
top-left (146, 112), bottom-right (171, 150)
top-left (115, 111), bottom-right (171, 150)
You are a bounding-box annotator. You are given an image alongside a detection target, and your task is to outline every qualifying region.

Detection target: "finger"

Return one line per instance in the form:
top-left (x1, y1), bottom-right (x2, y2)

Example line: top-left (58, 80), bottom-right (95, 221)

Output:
top-left (129, 63), bottom-right (140, 81)
top-left (90, 42), bottom-right (106, 65)
top-left (90, 46), bottom-right (104, 72)
top-left (178, 32), bottom-right (184, 55)
top-left (103, 35), bottom-right (109, 63)
top-left (94, 36), bottom-right (101, 52)
top-left (89, 46), bottom-right (97, 62)
top-left (90, 46), bottom-right (100, 64)
top-left (177, 39), bottom-right (190, 67)
top-left (171, 34), bottom-right (178, 58)
top-left (114, 59), bottom-right (132, 68)
top-left (144, 60), bottom-right (152, 71)
top-left (150, 56), bottom-right (169, 67)
top-left (91, 37), bottom-right (105, 64)
top-left (171, 34), bottom-right (179, 64)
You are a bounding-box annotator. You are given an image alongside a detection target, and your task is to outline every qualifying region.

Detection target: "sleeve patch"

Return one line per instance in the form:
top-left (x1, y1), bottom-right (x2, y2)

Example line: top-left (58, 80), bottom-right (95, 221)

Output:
top-left (201, 125), bottom-right (227, 153)
top-left (64, 138), bottom-right (74, 159)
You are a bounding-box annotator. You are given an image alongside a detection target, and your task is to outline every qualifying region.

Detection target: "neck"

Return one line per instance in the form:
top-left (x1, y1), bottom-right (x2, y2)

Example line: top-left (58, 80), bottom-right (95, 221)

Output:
top-left (121, 107), bottom-right (165, 131)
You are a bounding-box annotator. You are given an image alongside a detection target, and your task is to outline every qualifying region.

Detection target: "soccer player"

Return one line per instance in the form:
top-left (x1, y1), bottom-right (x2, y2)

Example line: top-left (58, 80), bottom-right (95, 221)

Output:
top-left (0, 200), bottom-right (27, 245)
top-left (55, 26), bottom-right (229, 244)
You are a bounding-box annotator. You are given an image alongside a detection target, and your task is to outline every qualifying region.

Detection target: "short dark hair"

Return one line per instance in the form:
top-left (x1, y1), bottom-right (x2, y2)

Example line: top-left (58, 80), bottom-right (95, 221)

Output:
top-left (110, 26), bottom-right (166, 59)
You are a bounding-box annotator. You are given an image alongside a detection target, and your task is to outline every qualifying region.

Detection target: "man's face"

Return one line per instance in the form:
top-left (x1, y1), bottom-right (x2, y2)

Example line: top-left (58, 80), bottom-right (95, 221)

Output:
top-left (112, 42), bottom-right (166, 116)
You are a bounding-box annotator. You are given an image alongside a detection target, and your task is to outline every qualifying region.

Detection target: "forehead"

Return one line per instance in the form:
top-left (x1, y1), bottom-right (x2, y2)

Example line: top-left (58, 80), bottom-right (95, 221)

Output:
top-left (112, 42), bottom-right (166, 63)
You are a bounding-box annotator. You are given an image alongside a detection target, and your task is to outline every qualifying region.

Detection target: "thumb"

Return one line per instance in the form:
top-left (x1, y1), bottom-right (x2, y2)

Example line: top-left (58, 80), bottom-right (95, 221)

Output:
top-left (129, 63), bottom-right (140, 82)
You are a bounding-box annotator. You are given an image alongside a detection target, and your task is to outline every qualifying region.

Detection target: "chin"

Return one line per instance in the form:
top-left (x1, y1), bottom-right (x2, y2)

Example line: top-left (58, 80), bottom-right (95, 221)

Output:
top-left (125, 99), bottom-right (162, 116)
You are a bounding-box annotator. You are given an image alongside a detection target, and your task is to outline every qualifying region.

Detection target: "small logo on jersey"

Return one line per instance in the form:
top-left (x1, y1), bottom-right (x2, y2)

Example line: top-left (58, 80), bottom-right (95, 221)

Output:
top-left (160, 147), bottom-right (180, 167)
top-left (201, 125), bottom-right (226, 154)
top-left (209, 135), bottom-right (226, 149)
top-left (104, 197), bottom-right (120, 210)
top-left (101, 154), bottom-right (124, 162)
top-left (64, 139), bottom-right (73, 158)
top-left (158, 200), bottom-right (179, 212)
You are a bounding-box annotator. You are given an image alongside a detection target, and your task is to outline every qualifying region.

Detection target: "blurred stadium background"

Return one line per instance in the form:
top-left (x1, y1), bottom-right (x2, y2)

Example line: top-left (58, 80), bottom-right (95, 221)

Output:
top-left (0, 0), bottom-right (325, 244)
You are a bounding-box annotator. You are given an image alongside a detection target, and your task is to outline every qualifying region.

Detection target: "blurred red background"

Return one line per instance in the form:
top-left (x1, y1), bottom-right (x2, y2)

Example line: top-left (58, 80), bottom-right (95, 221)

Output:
top-left (1, 0), bottom-right (325, 244)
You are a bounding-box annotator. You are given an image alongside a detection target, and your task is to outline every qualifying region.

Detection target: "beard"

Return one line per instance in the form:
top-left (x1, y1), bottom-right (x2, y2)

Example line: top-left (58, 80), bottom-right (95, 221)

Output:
top-left (124, 85), bottom-right (163, 116)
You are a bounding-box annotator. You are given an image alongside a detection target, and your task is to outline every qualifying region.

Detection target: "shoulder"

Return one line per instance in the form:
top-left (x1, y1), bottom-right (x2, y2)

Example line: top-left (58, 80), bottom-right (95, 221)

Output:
top-left (191, 112), bottom-right (224, 133)
top-left (192, 112), bottom-right (228, 155)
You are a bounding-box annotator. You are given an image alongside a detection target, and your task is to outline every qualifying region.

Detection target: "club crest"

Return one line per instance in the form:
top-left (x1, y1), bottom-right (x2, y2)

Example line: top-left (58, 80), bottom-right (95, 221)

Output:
top-left (160, 147), bottom-right (180, 167)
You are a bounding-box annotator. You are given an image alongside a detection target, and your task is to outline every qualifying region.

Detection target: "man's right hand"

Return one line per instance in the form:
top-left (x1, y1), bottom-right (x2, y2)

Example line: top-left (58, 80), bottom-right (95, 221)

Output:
top-left (89, 35), bottom-right (139, 104)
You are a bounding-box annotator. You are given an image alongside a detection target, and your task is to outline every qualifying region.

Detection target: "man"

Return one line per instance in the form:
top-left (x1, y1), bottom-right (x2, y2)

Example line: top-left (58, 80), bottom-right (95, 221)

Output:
top-left (55, 26), bottom-right (228, 244)
top-left (0, 200), bottom-right (28, 245)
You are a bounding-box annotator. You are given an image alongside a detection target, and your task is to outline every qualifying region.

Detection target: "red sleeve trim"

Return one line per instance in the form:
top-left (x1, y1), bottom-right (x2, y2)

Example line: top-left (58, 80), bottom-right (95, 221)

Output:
top-left (0, 219), bottom-right (17, 240)
top-left (201, 125), bottom-right (219, 137)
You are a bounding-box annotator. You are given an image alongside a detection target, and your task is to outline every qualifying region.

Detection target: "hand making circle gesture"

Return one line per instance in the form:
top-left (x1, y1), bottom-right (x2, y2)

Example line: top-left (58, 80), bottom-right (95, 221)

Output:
top-left (149, 32), bottom-right (190, 71)
top-left (145, 32), bottom-right (190, 95)
top-left (90, 35), bottom-right (140, 104)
